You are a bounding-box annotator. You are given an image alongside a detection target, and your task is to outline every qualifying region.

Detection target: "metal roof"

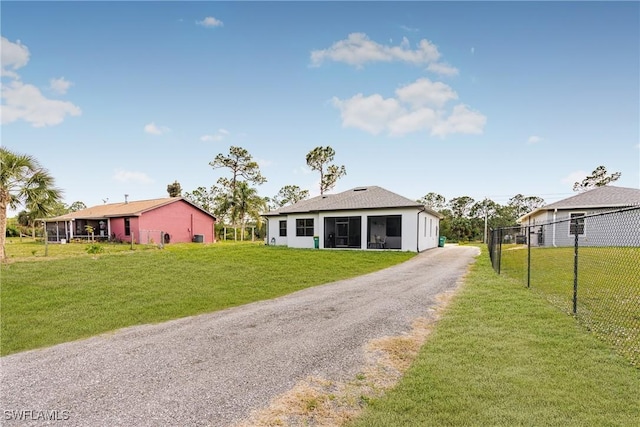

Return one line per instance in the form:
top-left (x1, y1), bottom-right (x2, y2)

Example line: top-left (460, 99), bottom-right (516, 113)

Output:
top-left (264, 186), bottom-right (442, 218)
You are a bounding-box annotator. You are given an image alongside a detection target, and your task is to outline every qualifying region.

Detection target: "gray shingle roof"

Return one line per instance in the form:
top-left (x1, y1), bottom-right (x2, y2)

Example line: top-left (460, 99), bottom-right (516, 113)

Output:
top-left (542, 186), bottom-right (640, 210)
top-left (264, 186), bottom-right (434, 215)
top-left (518, 186), bottom-right (640, 222)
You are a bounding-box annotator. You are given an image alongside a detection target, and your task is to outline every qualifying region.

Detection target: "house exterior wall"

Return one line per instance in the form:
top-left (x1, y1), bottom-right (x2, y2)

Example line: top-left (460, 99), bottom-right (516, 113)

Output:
top-left (267, 217), bottom-right (288, 246)
top-left (267, 208), bottom-right (440, 252)
top-left (526, 207), bottom-right (638, 247)
top-left (417, 210), bottom-right (440, 252)
top-left (138, 200), bottom-right (215, 243)
top-left (110, 217), bottom-right (127, 241)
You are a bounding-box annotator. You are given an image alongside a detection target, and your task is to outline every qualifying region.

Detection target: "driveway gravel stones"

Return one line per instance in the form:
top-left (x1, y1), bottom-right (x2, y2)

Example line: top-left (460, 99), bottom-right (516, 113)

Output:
top-left (0, 245), bottom-right (479, 426)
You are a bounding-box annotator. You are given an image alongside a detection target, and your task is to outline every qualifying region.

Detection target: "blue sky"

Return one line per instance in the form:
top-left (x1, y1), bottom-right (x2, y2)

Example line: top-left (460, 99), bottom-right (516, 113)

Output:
top-left (2, 1), bottom-right (639, 213)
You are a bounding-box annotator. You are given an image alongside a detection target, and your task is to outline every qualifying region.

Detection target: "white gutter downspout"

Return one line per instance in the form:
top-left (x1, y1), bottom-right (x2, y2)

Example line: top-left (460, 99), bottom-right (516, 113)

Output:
top-left (552, 208), bottom-right (558, 247)
top-left (417, 207), bottom-right (426, 252)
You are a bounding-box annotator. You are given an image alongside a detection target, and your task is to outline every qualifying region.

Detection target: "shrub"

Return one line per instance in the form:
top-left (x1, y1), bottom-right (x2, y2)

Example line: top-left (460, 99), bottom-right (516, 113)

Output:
top-left (86, 244), bottom-right (104, 254)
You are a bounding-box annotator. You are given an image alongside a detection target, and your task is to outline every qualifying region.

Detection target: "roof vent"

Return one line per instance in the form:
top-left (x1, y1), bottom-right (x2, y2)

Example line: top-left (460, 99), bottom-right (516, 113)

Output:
top-left (353, 187), bottom-right (368, 192)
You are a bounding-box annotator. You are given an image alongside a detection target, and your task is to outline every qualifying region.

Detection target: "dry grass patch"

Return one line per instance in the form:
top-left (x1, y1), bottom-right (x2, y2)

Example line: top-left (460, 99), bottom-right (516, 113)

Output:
top-left (235, 290), bottom-right (458, 427)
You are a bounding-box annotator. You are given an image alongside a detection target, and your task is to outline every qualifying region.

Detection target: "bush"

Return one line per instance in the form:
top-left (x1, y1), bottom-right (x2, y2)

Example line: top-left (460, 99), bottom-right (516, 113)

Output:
top-left (86, 244), bottom-right (104, 254)
top-left (5, 225), bottom-right (19, 237)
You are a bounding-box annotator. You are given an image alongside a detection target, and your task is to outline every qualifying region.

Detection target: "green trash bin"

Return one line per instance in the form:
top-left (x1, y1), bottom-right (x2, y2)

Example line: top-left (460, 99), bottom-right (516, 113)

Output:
top-left (438, 236), bottom-right (446, 247)
top-left (313, 236), bottom-right (319, 249)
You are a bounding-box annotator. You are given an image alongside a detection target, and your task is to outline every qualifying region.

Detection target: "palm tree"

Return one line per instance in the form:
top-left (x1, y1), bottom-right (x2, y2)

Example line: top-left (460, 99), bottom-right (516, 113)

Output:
top-left (1, 148), bottom-right (62, 260)
top-left (232, 182), bottom-right (267, 240)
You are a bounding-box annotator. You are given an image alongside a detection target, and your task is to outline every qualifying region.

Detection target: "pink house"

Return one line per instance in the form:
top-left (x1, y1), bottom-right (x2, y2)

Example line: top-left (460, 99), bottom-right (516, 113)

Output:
top-left (44, 198), bottom-right (216, 244)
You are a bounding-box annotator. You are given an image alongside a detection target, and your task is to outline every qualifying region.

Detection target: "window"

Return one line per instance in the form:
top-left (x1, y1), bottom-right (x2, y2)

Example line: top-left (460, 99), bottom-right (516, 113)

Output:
top-left (569, 213), bottom-right (585, 236)
top-left (124, 217), bottom-right (131, 236)
top-left (430, 218), bottom-right (433, 237)
top-left (279, 220), bottom-right (287, 237)
top-left (296, 218), bottom-right (314, 236)
top-left (386, 216), bottom-right (401, 237)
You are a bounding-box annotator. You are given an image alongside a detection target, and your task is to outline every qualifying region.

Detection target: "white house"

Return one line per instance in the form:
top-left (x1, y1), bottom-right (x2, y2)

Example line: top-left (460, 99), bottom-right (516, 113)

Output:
top-left (263, 186), bottom-right (442, 252)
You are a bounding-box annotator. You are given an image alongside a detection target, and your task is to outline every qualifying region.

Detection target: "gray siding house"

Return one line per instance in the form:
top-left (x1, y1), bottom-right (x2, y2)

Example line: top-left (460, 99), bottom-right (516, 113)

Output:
top-left (263, 186), bottom-right (442, 252)
top-left (517, 186), bottom-right (640, 247)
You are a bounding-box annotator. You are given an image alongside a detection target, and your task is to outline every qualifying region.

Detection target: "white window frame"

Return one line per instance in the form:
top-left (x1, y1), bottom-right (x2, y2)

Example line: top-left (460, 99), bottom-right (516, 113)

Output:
top-left (568, 212), bottom-right (586, 236)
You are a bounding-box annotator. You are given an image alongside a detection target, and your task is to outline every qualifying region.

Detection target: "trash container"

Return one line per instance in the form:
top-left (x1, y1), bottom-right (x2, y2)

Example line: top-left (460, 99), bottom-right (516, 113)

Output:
top-left (438, 236), bottom-right (446, 247)
top-left (313, 236), bottom-right (319, 249)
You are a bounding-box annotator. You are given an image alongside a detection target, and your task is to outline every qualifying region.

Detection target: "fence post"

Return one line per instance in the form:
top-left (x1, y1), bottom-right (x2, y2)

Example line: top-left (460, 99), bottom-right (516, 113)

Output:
top-left (573, 220), bottom-right (579, 315)
top-left (497, 228), bottom-right (503, 274)
top-left (527, 225), bottom-right (531, 288)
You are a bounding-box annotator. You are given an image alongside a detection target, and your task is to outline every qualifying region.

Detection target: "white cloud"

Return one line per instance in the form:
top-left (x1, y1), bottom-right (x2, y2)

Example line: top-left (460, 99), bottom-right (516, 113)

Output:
top-left (388, 108), bottom-right (437, 136)
top-left (426, 62), bottom-right (459, 76)
top-left (1, 37), bottom-right (30, 78)
top-left (332, 93), bottom-right (403, 135)
top-left (400, 25), bottom-right (420, 33)
top-left (562, 170), bottom-right (587, 185)
top-left (50, 77), bottom-right (73, 94)
top-left (1, 37), bottom-right (81, 128)
top-left (331, 78), bottom-right (486, 138)
top-left (200, 128), bottom-right (229, 141)
top-left (144, 122), bottom-right (170, 135)
top-left (528, 135), bottom-right (542, 144)
top-left (113, 169), bottom-right (153, 184)
top-left (1, 80), bottom-right (82, 127)
top-left (395, 78), bottom-right (458, 108)
top-left (293, 166), bottom-right (313, 175)
top-left (430, 104), bottom-right (486, 137)
top-left (310, 33), bottom-right (442, 69)
top-left (256, 158), bottom-right (272, 168)
top-left (197, 16), bottom-right (224, 27)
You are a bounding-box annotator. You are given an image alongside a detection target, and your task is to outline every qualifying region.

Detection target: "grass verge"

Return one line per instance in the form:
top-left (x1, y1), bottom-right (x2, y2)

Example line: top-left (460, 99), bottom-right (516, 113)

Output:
top-left (0, 242), bottom-right (414, 356)
top-left (349, 247), bottom-right (640, 427)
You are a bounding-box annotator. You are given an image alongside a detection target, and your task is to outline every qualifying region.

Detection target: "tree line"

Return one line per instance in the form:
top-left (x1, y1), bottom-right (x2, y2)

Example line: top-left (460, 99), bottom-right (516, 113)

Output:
top-left (0, 143), bottom-right (622, 258)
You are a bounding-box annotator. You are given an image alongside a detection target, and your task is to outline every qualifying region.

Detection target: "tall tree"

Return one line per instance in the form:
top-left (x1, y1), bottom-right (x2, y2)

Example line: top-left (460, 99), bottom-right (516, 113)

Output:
top-left (273, 185), bottom-right (309, 208)
top-left (448, 196), bottom-right (475, 218)
top-left (209, 146), bottom-right (266, 227)
top-left (167, 180), bottom-right (182, 197)
top-left (305, 146), bottom-right (346, 195)
top-left (209, 146), bottom-right (266, 192)
top-left (232, 181), bottom-right (267, 240)
top-left (470, 198), bottom-right (499, 242)
top-left (68, 201), bottom-right (87, 212)
top-left (1, 148), bottom-right (62, 260)
top-left (184, 185), bottom-right (219, 214)
top-left (573, 166), bottom-right (621, 192)
top-left (508, 194), bottom-right (545, 219)
top-left (417, 192), bottom-right (446, 211)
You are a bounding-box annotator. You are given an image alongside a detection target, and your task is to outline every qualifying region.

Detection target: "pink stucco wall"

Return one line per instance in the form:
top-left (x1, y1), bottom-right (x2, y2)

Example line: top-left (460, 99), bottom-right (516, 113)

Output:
top-left (137, 200), bottom-right (215, 243)
top-left (107, 201), bottom-right (215, 244)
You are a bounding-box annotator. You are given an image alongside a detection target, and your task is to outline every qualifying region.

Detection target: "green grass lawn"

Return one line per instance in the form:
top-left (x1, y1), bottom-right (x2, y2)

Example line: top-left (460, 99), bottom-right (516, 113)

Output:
top-left (499, 245), bottom-right (639, 366)
top-left (0, 241), bottom-right (414, 356)
top-left (350, 248), bottom-right (640, 427)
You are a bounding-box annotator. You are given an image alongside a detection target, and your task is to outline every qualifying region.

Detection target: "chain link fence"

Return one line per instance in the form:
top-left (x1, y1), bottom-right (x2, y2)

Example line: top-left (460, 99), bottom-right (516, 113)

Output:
top-left (138, 229), bottom-right (168, 247)
top-left (488, 206), bottom-right (640, 367)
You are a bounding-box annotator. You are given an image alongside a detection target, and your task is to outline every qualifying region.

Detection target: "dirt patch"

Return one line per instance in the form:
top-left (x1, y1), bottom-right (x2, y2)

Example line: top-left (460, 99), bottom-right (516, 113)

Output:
top-left (234, 290), bottom-right (459, 427)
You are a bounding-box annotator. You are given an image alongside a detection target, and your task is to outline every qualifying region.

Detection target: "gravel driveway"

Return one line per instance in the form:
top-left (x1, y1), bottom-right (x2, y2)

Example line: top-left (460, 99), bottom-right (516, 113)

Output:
top-left (1, 245), bottom-right (479, 426)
